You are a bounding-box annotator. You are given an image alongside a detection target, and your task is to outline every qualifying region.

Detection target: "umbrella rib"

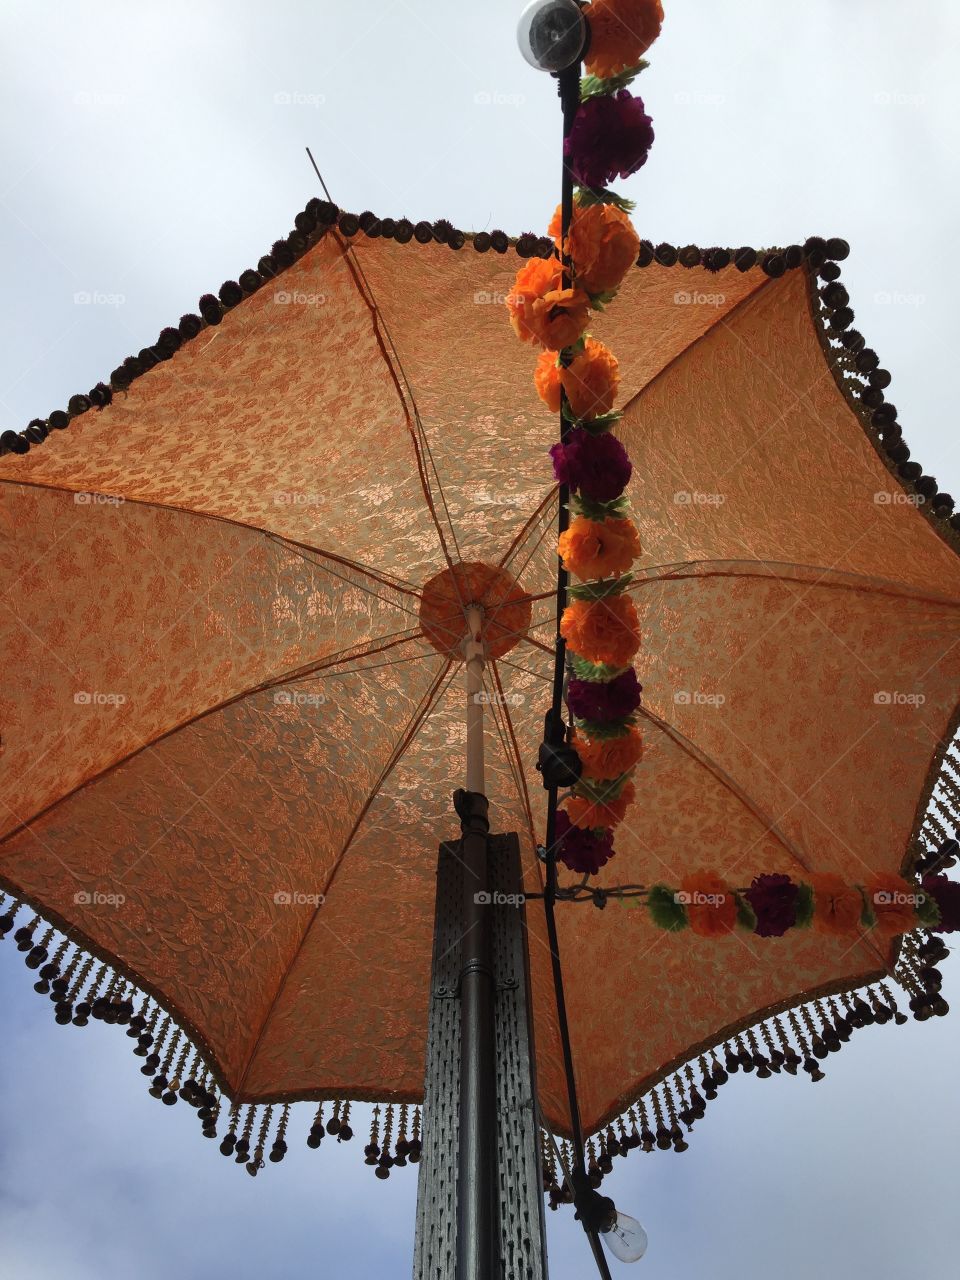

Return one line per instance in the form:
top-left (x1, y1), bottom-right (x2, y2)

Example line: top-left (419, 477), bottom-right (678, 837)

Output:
top-left (489, 659), bottom-right (540, 879)
top-left (0, 631), bottom-right (432, 847)
top-left (634, 704), bottom-right (814, 873)
top-left (615, 272), bottom-right (775, 419)
top-left (1, 476), bottom-right (425, 603)
top-left (260, 630), bottom-right (427, 688)
top-left (498, 486), bottom-right (558, 571)
top-left (333, 229), bottom-right (466, 567)
top-left (262, 533), bottom-right (425, 622)
top-left (626, 556), bottom-right (960, 609)
top-left (232, 657), bottom-right (457, 1096)
top-left (333, 236), bottom-right (467, 590)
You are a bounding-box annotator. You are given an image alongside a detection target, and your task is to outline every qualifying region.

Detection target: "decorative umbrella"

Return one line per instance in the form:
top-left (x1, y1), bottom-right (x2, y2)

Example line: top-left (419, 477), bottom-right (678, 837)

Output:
top-left (2, 0), bottom-right (959, 1273)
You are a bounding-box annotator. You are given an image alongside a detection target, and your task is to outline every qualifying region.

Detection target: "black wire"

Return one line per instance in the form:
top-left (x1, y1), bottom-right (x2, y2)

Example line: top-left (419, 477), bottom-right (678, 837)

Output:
top-left (541, 55), bottom-right (615, 1280)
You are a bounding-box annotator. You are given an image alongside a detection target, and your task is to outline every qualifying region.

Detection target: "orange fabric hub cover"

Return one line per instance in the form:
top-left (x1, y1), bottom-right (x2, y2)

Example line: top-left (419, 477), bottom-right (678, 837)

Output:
top-left (419, 562), bottom-right (531, 659)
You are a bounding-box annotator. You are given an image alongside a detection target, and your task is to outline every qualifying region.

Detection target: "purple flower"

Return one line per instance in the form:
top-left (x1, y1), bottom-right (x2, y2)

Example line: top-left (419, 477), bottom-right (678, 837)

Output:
top-left (923, 875), bottom-right (960, 933)
top-left (567, 668), bottom-right (642, 722)
top-left (550, 426), bottom-right (632, 503)
top-left (745, 873), bottom-right (799, 938)
top-left (555, 810), bottom-right (615, 876)
top-left (564, 91), bottom-right (655, 192)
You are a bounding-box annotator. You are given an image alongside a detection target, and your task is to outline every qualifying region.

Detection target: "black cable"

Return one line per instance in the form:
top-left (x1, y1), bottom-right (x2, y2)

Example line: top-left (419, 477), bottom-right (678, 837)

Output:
top-left (541, 54), bottom-right (615, 1280)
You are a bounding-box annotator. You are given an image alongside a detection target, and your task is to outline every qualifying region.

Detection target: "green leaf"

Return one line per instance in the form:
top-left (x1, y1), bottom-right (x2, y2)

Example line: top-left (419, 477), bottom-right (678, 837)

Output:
top-left (561, 336), bottom-right (587, 361)
top-left (580, 62), bottom-right (649, 100)
top-left (573, 714), bottom-right (637, 740)
top-left (580, 410), bottom-right (624, 433)
top-left (588, 288), bottom-right (620, 311)
top-left (648, 884), bottom-right (688, 932)
top-left (570, 493), bottom-right (631, 521)
top-left (735, 892), bottom-right (758, 933)
top-left (916, 888), bottom-right (942, 928)
top-left (576, 186), bottom-right (636, 214)
top-left (569, 654), bottom-right (629, 682)
top-left (573, 771), bottom-right (633, 804)
top-left (795, 883), bottom-right (815, 929)
top-left (858, 886), bottom-right (876, 930)
top-left (567, 573), bottom-right (633, 602)
top-left (559, 406), bottom-right (623, 433)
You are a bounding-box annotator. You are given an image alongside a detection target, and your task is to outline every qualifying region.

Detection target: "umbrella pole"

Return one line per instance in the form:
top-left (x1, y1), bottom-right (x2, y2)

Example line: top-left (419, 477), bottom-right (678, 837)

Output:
top-left (456, 606), bottom-right (499, 1278)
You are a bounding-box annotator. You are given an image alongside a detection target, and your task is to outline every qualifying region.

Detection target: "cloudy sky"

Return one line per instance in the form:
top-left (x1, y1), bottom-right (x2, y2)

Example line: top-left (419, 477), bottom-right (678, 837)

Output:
top-left (1, 1), bottom-right (958, 1277)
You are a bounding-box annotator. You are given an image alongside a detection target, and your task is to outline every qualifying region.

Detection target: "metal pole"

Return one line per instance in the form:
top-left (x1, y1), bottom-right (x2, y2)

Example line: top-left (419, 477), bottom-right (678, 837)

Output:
top-left (457, 607), bottom-right (499, 1280)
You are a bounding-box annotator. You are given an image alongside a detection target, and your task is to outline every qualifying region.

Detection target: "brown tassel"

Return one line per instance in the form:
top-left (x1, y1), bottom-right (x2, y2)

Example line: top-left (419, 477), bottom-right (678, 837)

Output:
top-left (219, 1103), bottom-right (241, 1156)
top-left (307, 1102), bottom-right (325, 1148)
top-left (662, 1078), bottom-right (688, 1151)
top-left (234, 1106), bottom-right (256, 1164)
top-left (364, 1106), bottom-right (381, 1165)
top-left (409, 1105), bottom-right (422, 1163)
top-left (376, 1105), bottom-right (395, 1179)
top-left (247, 1105), bottom-right (273, 1175)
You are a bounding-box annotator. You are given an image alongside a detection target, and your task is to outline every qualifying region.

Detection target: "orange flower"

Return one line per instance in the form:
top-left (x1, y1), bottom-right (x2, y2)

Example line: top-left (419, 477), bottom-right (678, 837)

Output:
top-left (574, 725), bottom-right (643, 780)
top-left (584, 0), bottom-right (664, 80)
top-left (507, 257), bottom-right (590, 349)
top-left (548, 202), bottom-right (641, 297)
top-left (559, 515), bottom-right (640, 581)
top-left (866, 873), bottom-right (919, 937)
top-left (560, 595), bottom-right (641, 667)
top-left (680, 874), bottom-right (737, 938)
top-left (534, 339), bottom-right (620, 420)
top-left (566, 781), bottom-right (636, 830)
top-left (810, 873), bottom-right (863, 937)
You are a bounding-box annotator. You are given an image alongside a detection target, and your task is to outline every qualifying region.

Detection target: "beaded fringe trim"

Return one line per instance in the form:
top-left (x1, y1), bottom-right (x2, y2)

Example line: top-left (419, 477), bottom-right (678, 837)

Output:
top-left (0, 883), bottom-right (946, 1183)
top-left (1, 663), bottom-right (957, 1187)
top-left (0, 889), bottom-right (426, 1177)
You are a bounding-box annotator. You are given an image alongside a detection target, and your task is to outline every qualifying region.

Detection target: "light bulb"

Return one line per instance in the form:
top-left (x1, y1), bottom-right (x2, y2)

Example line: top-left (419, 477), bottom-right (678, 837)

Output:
top-left (516, 0), bottom-right (586, 72)
top-left (601, 1211), bottom-right (648, 1263)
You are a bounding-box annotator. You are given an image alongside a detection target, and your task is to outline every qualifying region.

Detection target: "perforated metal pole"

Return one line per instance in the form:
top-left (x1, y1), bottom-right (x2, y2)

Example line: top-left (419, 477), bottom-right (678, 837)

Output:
top-left (456, 607), bottom-right (498, 1279)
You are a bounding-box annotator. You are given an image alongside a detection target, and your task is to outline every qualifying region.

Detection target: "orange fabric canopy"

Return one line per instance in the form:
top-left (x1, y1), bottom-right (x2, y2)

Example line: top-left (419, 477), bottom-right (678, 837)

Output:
top-left (2, 209), bottom-right (958, 1136)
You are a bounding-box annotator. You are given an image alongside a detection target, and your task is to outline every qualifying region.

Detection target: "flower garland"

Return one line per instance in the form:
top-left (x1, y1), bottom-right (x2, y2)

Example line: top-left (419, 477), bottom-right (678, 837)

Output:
top-left (641, 871), bottom-right (960, 938)
top-left (507, 0), bottom-right (662, 875)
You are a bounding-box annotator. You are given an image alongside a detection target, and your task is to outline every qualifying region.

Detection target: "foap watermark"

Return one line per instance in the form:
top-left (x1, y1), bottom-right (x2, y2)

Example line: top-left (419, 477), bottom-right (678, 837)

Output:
top-left (674, 490), bottom-right (726, 507)
top-left (473, 690), bottom-right (525, 707)
top-left (874, 691), bottom-right (926, 707)
top-left (274, 290), bottom-right (327, 306)
top-left (874, 491), bottom-right (925, 506)
top-left (273, 90), bottom-right (326, 108)
top-left (874, 889), bottom-right (926, 907)
top-left (674, 90), bottom-right (726, 107)
top-left (674, 290), bottom-right (726, 308)
top-left (73, 90), bottom-right (127, 108)
top-left (674, 690), bottom-right (726, 708)
top-left (274, 690), bottom-right (327, 708)
top-left (474, 890), bottom-right (525, 907)
top-left (273, 890), bottom-right (326, 906)
top-left (74, 290), bottom-right (125, 308)
top-left (474, 489), bottom-right (527, 508)
top-left (74, 691), bottom-right (127, 708)
top-left (74, 889), bottom-right (125, 907)
top-left (74, 491), bottom-right (124, 506)
top-left (874, 290), bottom-right (925, 308)
top-left (674, 890), bottom-right (728, 906)
top-left (873, 90), bottom-right (926, 108)
top-left (473, 90), bottom-right (526, 107)
top-left (474, 289), bottom-right (522, 306)
top-left (273, 490), bottom-right (322, 506)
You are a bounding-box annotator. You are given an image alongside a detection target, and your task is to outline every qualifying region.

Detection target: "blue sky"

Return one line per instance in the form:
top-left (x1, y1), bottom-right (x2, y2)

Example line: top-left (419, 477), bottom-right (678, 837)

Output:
top-left (1, 2), bottom-right (959, 1276)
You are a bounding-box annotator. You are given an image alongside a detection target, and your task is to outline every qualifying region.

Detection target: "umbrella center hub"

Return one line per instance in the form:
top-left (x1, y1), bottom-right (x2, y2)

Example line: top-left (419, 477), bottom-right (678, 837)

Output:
top-left (419, 561), bottom-right (531, 660)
